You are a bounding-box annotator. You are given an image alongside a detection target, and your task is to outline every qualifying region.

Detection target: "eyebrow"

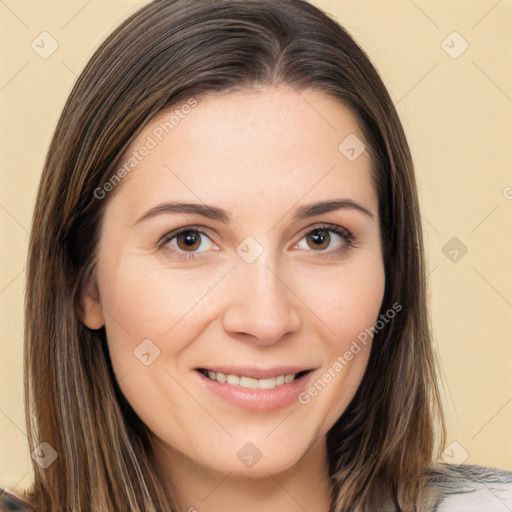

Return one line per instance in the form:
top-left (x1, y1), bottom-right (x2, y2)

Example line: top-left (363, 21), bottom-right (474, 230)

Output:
top-left (133, 199), bottom-right (374, 226)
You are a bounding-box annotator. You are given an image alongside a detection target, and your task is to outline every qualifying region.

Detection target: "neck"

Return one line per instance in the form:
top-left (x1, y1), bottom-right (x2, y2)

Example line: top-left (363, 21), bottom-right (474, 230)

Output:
top-left (152, 436), bottom-right (332, 512)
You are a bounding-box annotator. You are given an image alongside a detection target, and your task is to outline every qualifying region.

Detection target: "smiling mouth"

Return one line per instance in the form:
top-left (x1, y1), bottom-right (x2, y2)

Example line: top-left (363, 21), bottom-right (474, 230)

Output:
top-left (196, 368), bottom-right (311, 390)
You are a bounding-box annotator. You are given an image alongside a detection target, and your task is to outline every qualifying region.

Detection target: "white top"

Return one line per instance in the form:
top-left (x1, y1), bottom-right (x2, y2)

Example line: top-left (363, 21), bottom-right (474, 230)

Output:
top-left (434, 464), bottom-right (512, 511)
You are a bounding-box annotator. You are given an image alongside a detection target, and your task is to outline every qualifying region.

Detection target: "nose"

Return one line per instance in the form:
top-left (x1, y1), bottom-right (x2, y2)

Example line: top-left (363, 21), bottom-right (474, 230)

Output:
top-left (221, 256), bottom-right (302, 345)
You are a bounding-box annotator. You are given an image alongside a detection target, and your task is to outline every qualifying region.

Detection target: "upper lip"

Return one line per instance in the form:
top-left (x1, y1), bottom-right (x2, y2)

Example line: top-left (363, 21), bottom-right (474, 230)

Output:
top-left (195, 365), bottom-right (314, 379)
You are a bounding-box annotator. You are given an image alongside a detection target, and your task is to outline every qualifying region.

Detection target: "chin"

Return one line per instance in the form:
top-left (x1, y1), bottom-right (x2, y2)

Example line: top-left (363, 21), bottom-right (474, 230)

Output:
top-left (208, 427), bottom-right (323, 478)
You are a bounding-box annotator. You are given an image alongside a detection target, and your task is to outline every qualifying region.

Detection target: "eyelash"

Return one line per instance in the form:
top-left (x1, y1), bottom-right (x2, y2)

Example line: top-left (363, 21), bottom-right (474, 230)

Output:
top-left (158, 223), bottom-right (354, 261)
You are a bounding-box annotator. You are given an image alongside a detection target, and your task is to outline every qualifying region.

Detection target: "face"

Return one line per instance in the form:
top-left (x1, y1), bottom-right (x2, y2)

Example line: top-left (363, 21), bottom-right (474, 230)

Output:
top-left (82, 85), bottom-right (385, 481)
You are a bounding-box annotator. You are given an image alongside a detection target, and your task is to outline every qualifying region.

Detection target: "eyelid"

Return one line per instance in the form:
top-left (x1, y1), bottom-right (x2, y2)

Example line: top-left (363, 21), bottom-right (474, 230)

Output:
top-left (296, 222), bottom-right (353, 241)
top-left (157, 225), bottom-right (216, 246)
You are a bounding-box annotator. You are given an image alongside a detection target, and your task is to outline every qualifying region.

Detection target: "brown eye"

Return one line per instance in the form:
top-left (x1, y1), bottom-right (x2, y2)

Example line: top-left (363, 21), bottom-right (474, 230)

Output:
top-left (176, 230), bottom-right (202, 251)
top-left (163, 228), bottom-right (215, 257)
top-left (158, 226), bottom-right (219, 260)
top-left (295, 225), bottom-right (352, 254)
top-left (306, 228), bottom-right (331, 250)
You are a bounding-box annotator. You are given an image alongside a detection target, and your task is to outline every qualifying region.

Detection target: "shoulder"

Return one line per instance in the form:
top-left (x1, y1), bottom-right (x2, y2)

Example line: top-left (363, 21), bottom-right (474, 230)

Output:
top-left (430, 463), bottom-right (512, 511)
top-left (0, 487), bottom-right (36, 511)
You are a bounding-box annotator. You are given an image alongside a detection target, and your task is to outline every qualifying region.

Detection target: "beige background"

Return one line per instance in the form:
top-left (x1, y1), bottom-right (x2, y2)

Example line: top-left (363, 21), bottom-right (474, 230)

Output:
top-left (1, 0), bottom-right (511, 490)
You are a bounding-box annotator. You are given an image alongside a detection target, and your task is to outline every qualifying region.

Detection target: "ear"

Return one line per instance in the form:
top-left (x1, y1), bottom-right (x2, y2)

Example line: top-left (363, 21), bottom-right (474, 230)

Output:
top-left (77, 270), bottom-right (105, 330)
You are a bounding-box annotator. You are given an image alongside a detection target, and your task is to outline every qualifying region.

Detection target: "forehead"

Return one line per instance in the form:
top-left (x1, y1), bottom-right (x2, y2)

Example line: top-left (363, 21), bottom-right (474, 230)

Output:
top-left (106, 86), bottom-right (376, 217)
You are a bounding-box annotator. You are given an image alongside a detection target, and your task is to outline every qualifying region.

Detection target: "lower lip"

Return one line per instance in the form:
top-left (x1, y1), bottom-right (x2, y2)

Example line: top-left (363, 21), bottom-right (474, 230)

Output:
top-left (196, 371), bottom-right (312, 412)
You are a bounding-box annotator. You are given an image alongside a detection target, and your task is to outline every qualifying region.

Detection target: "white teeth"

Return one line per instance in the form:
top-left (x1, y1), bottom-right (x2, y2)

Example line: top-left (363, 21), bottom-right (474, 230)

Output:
top-left (239, 376), bottom-right (259, 389)
top-left (226, 374), bottom-right (240, 386)
top-left (204, 371), bottom-right (299, 389)
top-left (258, 378), bottom-right (277, 390)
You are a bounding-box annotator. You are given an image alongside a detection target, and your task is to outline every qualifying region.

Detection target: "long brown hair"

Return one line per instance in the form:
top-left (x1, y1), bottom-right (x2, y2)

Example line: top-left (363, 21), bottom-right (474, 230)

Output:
top-left (24, 0), bottom-right (446, 510)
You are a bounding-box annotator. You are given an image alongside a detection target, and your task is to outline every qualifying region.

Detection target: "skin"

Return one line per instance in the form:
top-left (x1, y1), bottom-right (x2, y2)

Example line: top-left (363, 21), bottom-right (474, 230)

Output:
top-left (81, 85), bottom-right (385, 512)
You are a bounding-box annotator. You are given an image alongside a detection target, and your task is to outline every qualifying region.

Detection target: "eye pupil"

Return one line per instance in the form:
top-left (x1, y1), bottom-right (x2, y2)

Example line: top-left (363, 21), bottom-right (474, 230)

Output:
top-left (307, 228), bottom-right (330, 250)
top-left (177, 230), bottom-right (201, 251)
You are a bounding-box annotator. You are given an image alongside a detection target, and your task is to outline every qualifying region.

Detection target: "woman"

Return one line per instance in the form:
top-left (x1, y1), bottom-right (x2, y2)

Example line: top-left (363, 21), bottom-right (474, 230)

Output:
top-left (1, 0), bottom-right (511, 510)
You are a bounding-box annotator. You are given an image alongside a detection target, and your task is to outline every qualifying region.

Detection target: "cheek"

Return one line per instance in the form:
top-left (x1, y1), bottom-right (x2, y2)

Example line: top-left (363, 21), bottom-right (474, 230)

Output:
top-left (291, 256), bottom-right (385, 423)
top-left (293, 255), bottom-right (386, 345)
top-left (96, 254), bottom-right (229, 374)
